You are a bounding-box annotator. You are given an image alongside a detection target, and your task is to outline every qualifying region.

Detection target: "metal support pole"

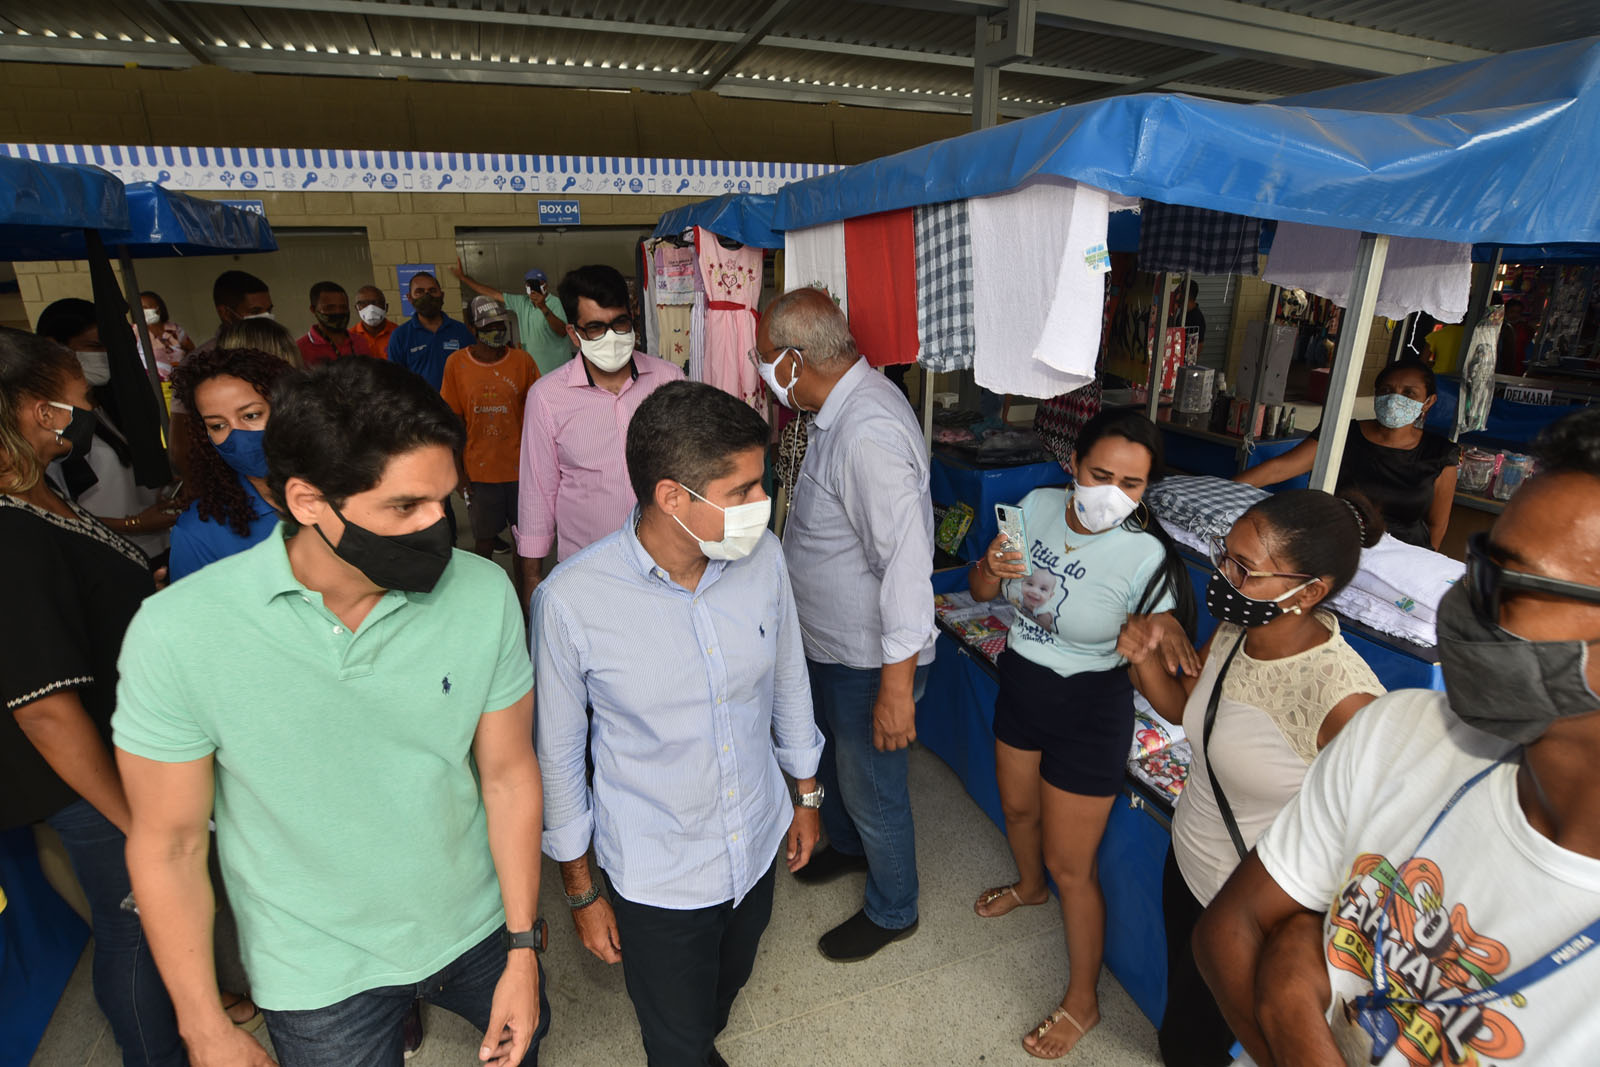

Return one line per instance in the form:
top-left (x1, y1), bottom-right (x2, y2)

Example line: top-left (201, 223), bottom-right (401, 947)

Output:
top-left (117, 246), bottom-right (171, 439)
top-left (1146, 271), bottom-right (1170, 421)
top-left (1236, 284), bottom-right (1280, 473)
top-left (1310, 234), bottom-right (1391, 492)
top-left (922, 366), bottom-right (935, 455)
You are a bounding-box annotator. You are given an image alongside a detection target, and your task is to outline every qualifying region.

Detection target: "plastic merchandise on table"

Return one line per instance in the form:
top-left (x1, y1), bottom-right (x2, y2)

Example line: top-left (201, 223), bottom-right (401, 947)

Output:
top-left (1457, 447), bottom-right (1497, 494)
top-left (1493, 452), bottom-right (1535, 500)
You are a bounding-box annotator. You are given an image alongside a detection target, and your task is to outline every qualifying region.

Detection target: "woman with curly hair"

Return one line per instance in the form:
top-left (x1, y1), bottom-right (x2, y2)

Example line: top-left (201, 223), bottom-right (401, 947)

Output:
top-left (167, 347), bottom-right (293, 581)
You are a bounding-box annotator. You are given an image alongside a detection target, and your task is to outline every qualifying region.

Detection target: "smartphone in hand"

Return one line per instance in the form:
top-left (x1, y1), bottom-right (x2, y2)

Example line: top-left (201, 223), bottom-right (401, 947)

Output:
top-left (994, 504), bottom-right (1032, 576)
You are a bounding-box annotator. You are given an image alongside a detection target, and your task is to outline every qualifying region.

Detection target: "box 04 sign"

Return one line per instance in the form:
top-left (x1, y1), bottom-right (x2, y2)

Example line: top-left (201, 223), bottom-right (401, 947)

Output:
top-left (538, 200), bottom-right (581, 226)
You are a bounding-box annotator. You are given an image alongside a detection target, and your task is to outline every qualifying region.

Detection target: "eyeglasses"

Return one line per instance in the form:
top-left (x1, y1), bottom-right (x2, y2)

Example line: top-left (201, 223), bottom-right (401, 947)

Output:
top-left (1208, 535), bottom-right (1313, 593)
top-left (573, 315), bottom-right (633, 341)
top-left (1464, 532), bottom-right (1600, 628)
top-left (747, 344), bottom-right (804, 369)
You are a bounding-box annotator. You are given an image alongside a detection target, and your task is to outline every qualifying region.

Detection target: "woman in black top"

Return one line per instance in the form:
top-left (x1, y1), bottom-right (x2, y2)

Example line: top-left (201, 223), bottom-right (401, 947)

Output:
top-left (0, 329), bottom-right (252, 1064)
top-left (1237, 360), bottom-right (1459, 548)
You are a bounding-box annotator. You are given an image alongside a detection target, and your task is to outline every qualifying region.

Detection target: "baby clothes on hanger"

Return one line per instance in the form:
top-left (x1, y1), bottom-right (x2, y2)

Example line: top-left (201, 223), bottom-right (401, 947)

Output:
top-left (696, 227), bottom-right (764, 412)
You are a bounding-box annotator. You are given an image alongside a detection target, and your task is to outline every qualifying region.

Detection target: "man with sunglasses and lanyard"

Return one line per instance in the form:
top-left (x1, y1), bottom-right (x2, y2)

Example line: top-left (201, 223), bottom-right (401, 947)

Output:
top-left (1195, 406), bottom-right (1600, 1067)
top-left (515, 265), bottom-right (683, 603)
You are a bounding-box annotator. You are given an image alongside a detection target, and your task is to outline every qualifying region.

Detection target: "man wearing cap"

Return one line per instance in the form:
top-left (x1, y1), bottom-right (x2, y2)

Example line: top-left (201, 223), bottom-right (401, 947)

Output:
top-left (453, 259), bottom-right (572, 377)
top-left (442, 296), bottom-right (541, 586)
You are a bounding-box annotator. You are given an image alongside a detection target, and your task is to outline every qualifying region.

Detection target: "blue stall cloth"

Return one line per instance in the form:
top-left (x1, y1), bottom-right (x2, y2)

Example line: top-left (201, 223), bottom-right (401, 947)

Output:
top-left (1424, 377), bottom-right (1588, 450)
top-left (1159, 426), bottom-right (1307, 485)
top-left (0, 828), bottom-right (89, 1067)
top-left (653, 192), bottom-right (783, 249)
top-left (930, 452), bottom-right (1068, 563)
top-left (0, 182), bottom-right (277, 261)
top-left (775, 38), bottom-right (1600, 247)
top-left (0, 155), bottom-right (127, 261)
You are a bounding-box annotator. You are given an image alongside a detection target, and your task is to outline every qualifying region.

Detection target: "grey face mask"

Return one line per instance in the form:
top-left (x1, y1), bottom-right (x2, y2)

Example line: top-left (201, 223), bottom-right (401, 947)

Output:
top-left (1436, 583), bottom-right (1600, 744)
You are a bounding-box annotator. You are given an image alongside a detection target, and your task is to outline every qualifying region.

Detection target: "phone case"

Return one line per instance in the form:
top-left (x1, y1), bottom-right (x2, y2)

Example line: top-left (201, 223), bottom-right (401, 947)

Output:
top-left (994, 505), bottom-right (1032, 576)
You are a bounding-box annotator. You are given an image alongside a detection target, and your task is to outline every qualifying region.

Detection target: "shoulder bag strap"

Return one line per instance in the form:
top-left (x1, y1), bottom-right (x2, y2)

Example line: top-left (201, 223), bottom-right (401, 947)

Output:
top-left (1202, 629), bottom-right (1251, 861)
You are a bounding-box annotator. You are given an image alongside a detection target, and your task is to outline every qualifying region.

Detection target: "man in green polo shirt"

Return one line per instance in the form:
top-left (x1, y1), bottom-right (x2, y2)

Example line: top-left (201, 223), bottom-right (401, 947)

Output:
top-left (114, 357), bottom-right (549, 1066)
top-left (453, 258), bottom-right (573, 377)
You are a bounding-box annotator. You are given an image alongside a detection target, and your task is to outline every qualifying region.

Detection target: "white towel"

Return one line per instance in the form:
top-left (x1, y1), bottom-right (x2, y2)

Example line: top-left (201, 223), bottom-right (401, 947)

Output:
top-left (1264, 222), bottom-right (1472, 323)
top-left (783, 221), bottom-right (849, 315)
top-left (1350, 533), bottom-right (1463, 626)
top-left (970, 178), bottom-right (1116, 398)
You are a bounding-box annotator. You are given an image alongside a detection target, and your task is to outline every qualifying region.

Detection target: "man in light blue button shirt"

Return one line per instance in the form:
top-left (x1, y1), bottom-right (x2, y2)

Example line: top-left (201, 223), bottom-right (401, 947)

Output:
top-left (534, 380), bottom-right (825, 1067)
top-left (758, 287), bottom-right (937, 963)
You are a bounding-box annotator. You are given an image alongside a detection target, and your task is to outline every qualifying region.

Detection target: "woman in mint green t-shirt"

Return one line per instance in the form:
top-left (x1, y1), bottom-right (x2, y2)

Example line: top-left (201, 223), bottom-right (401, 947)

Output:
top-left (967, 409), bottom-right (1195, 1060)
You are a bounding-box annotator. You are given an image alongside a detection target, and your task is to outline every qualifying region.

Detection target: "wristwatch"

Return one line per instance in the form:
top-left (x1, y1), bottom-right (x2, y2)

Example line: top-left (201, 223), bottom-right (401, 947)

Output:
top-left (791, 782), bottom-right (826, 809)
top-left (503, 918), bottom-right (547, 954)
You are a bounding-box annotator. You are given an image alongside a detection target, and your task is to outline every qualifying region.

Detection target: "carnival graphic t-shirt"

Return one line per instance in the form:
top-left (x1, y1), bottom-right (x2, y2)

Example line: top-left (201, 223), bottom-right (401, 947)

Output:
top-left (1000, 487), bottom-right (1173, 679)
top-left (1255, 689), bottom-right (1600, 1066)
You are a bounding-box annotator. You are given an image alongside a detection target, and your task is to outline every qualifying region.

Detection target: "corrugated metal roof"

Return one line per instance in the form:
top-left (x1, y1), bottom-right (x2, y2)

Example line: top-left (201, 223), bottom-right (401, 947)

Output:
top-left (0, 0), bottom-right (1594, 119)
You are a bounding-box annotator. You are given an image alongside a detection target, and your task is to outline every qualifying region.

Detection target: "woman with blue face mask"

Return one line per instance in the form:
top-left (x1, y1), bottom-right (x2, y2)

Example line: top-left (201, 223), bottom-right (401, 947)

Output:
top-left (167, 346), bottom-right (293, 581)
top-left (1238, 359), bottom-right (1459, 548)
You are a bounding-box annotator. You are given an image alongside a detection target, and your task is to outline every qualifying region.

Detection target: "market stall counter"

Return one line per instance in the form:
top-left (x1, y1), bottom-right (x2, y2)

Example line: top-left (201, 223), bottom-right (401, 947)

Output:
top-left (929, 448), bottom-right (1068, 562)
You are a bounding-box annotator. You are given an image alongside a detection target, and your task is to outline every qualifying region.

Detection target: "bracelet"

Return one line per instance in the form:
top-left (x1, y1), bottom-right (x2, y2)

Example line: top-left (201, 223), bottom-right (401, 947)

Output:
top-left (127, 515), bottom-right (140, 530)
top-left (565, 884), bottom-right (601, 910)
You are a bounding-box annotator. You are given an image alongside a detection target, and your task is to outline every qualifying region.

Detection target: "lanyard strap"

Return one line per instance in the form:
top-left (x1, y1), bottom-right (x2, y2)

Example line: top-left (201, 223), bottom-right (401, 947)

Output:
top-left (1368, 757), bottom-right (1600, 1008)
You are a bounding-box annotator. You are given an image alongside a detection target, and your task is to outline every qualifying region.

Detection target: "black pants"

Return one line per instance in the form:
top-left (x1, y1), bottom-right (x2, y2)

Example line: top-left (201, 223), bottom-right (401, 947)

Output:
top-left (1158, 847), bottom-right (1238, 1067)
top-left (608, 862), bottom-right (776, 1067)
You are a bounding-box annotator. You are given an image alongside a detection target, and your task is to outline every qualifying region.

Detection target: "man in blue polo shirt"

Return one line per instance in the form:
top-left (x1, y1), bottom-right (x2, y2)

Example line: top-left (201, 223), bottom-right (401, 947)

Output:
top-left (114, 357), bottom-right (549, 1067)
top-left (388, 271), bottom-right (476, 390)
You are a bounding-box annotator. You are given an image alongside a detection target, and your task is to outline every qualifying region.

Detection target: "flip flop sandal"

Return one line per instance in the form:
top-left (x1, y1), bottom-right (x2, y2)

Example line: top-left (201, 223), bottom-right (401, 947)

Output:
top-left (1023, 1006), bottom-right (1088, 1060)
top-left (974, 883), bottom-right (1042, 917)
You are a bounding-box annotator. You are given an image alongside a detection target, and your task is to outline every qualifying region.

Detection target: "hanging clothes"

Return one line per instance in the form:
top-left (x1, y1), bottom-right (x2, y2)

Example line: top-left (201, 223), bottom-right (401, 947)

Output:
top-left (1264, 223), bottom-right (1472, 323)
top-left (652, 240), bottom-right (696, 371)
top-left (844, 209), bottom-right (920, 366)
top-left (969, 179), bottom-right (1128, 398)
top-left (639, 238), bottom-right (658, 357)
top-left (1138, 201), bottom-right (1263, 277)
top-left (1455, 306), bottom-right (1503, 440)
top-left (695, 228), bottom-right (763, 412)
top-left (783, 221), bottom-right (849, 313)
top-left (1034, 380), bottom-right (1104, 469)
top-left (688, 258), bottom-right (708, 384)
top-left (914, 200), bottom-right (976, 373)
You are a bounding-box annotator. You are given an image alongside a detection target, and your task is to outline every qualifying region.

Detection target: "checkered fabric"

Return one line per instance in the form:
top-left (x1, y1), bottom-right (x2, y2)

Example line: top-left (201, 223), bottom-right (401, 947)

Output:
top-left (1137, 200), bottom-right (1262, 277)
top-left (1145, 475), bottom-right (1269, 539)
top-left (914, 200), bottom-right (975, 372)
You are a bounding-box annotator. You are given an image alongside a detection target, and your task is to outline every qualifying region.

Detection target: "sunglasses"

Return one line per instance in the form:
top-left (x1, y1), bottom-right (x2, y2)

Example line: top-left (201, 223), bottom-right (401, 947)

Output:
top-left (1464, 532), bottom-right (1600, 628)
top-left (1207, 535), bottom-right (1314, 593)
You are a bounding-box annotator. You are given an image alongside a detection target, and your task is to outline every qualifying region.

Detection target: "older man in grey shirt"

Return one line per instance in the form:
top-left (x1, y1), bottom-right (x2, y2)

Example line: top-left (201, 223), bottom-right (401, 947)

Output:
top-left (756, 286), bottom-right (937, 963)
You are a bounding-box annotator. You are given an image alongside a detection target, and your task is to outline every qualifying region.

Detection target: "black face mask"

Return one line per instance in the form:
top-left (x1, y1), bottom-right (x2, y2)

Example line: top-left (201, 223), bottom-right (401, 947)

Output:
top-left (314, 500), bottom-right (453, 593)
top-left (412, 295), bottom-right (444, 318)
top-left (48, 401), bottom-right (98, 458)
top-left (315, 310), bottom-right (350, 331)
top-left (1204, 569), bottom-right (1313, 628)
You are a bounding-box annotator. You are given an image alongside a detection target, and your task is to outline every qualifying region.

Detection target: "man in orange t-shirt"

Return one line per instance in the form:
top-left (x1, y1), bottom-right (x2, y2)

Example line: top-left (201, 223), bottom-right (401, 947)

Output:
top-left (352, 284), bottom-right (398, 358)
top-left (441, 296), bottom-right (540, 581)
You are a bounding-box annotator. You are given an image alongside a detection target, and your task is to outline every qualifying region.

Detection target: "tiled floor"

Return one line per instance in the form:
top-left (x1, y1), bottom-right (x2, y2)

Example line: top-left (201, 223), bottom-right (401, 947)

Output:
top-left (31, 746), bottom-right (1164, 1067)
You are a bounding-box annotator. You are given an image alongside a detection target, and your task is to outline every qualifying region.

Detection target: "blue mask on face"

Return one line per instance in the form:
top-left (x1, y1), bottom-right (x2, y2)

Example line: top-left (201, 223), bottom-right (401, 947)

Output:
top-left (1374, 393), bottom-right (1426, 429)
top-left (214, 427), bottom-right (269, 479)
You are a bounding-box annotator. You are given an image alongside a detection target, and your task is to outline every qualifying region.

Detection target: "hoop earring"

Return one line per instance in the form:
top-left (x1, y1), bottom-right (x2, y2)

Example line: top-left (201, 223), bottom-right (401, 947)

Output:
top-left (1134, 501), bottom-right (1151, 531)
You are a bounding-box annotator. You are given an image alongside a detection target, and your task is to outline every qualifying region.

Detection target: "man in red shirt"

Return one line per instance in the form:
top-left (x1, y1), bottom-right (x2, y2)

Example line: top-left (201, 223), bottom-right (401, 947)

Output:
top-left (297, 281), bottom-right (371, 366)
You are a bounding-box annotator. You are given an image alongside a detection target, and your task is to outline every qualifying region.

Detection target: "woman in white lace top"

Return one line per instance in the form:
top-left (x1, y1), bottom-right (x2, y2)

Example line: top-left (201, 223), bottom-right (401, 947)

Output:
top-left (1123, 489), bottom-right (1387, 1067)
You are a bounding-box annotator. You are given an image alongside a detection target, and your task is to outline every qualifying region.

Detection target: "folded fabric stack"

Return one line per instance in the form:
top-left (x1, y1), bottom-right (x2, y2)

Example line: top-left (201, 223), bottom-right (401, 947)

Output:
top-left (1146, 475), bottom-right (1268, 538)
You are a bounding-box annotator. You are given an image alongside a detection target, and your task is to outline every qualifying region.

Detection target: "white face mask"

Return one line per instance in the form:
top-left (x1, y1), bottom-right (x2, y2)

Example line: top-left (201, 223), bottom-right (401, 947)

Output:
top-left (358, 304), bottom-right (388, 328)
top-left (76, 351), bottom-right (112, 387)
top-left (242, 311), bottom-right (274, 323)
top-left (579, 329), bottom-right (636, 374)
top-left (142, 307), bottom-right (162, 326)
top-left (671, 482), bottom-right (771, 561)
top-left (757, 348), bottom-right (801, 410)
top-left (1071, 482), bottom-right (1139, 533)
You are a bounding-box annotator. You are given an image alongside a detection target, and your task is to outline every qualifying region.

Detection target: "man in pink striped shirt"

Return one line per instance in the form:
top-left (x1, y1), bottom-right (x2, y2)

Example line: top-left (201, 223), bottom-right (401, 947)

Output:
top-left (516, 265), bottom-right (685, 602)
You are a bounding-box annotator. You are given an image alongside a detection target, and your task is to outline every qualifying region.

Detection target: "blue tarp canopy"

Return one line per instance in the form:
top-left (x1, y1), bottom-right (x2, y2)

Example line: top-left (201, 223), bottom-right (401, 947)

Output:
top-left (0, 156), bottom-right (128, 261)
top-left (654, 193), bottom-right (782, 248)
top-left (772, 37), bottom-right (1600, 247)
top-left (114, 182), bottom-right (278, 257)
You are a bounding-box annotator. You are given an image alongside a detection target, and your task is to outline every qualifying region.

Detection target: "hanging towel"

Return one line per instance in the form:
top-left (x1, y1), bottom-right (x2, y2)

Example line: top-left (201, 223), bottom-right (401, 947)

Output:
top-left (914, 200), bottom-right (976, 372)
top-left (783, 221), bottom-right (849, 313)
top-left (969, 178), bottom-right (1119, 398)
top-left (1264, 222), bottom-right (1472, 323)
top-left (696, 228), bottom-right (765, 412)
top-left (844, 209), bottom-right (920, 366)
top-left (1137, 201), bottom-right (1263, 277)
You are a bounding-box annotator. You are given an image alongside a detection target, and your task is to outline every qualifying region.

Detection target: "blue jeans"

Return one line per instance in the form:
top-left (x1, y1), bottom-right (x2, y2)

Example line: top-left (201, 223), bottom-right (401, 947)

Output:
top-left (260, 927), bottom-right (550, 1067)
top-left (806, 659), bottom-right (928, 930)
top-left (45, 799), bottom-right (186, 1067)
